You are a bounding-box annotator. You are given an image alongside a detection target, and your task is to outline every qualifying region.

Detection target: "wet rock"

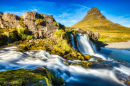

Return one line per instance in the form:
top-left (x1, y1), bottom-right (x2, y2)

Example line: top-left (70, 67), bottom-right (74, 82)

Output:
top-left (31, 67), bottom-right (47, 74)
top-left (86, 30), bottom-right (99, 40)
top-left (89, 61), bottom-right (112, 69)
top-left (63, 60), bottom-right (70, 65)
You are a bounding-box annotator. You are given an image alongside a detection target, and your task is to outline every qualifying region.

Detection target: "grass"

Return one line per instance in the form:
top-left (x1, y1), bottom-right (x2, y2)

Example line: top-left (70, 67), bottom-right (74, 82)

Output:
top-left (0, 67), bottom-right (65, 86)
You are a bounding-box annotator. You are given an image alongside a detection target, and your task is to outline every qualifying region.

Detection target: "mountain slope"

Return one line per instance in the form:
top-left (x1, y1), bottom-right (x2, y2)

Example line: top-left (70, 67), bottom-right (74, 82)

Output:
top-left (72, 7), bottom-right (130, 31)
top-left (72, 7), bottom-right (130, 43)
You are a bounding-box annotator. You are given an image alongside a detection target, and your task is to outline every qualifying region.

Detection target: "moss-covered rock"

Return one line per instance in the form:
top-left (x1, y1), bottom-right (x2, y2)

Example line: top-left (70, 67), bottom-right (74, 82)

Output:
top-left (0, 67), bottom-right (65, 86)
top-left (71, 61), bottom-right (92, 68)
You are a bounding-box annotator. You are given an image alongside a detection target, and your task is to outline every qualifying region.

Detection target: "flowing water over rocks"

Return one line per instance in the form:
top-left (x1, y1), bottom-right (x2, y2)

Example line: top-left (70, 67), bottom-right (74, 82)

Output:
top-left (0, 46), bottom-right (130, 86)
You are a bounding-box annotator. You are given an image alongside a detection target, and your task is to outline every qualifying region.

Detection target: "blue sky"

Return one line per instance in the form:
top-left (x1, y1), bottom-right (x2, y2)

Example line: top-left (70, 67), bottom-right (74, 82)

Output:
top-left (0, 0), bottom-right (130, 27)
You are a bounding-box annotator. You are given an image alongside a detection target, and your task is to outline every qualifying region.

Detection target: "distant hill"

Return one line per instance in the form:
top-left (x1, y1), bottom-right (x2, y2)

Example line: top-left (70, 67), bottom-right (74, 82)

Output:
top-left (72, 7), bottom-right (130, 32)
top-left (72, 7), bottom-right (130, 43)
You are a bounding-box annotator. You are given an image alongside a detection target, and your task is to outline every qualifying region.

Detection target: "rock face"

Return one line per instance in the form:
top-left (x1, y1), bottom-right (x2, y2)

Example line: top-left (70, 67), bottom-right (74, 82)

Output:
top-left (70, 28), bottom-right (100, 40)
top-left (0, 13), bottom-right (20, 28)
top-left (0, 12), bottom-right (58, 38)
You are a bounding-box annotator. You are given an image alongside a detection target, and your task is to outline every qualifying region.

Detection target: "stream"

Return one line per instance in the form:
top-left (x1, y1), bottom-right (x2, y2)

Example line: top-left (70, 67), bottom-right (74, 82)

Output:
top-left (0, 33), bottom-right (130, 86)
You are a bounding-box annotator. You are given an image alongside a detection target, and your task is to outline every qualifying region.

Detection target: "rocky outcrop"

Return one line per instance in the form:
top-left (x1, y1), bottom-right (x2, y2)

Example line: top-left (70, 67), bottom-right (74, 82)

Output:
top-left (67, 28), bottom-right (99, 41)
top-left (22, 12), bottom-right (58, 38)
top-left (0, 12), bottom-right (59, 38)
top-left (0, 13), bottom-right (20, 28)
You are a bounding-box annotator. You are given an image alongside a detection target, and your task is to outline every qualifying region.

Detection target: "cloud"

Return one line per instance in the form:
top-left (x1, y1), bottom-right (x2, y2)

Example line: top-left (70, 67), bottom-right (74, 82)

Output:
top-left (101, 11), bottom-right (130, 27)
top-left (30, 9), bottom-right (38, 12)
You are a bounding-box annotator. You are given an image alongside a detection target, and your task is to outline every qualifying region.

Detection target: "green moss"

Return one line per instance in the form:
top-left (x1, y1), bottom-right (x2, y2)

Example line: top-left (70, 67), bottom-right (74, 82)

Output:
top-left (54, 30), bottom-right (66, 38)
top-left (53, 21), bottom-right (57, 26)
top-left (71, 61), bottom-right (92, 68)
top-left (17, 30), bottom-right (91, 61)
top-left (126, 81), bottom-right (130, 85)
top-left (19, 18), bottom-right (27, 28)
top-left (0, 68), bottom-right (65, 86)
top-left (36, 18), bottom-right (44, 25)
top-left (83, 55), bottom-right (91, 60)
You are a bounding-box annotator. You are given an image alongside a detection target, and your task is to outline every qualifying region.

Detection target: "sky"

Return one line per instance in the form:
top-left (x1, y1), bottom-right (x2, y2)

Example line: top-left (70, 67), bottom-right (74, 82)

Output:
top-left (0, 0), bottom-right (130, 27)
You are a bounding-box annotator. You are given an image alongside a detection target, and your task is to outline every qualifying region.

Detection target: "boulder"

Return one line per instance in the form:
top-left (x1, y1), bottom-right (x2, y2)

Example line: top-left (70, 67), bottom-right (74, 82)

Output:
top-left (86, 30), bottom-right (99, 40)
top-left (2, 13), bottom-right (20, 22)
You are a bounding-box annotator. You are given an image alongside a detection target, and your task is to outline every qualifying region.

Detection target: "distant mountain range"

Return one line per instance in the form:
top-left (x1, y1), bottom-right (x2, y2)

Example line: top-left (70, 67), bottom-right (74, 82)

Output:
top-left (72, 7), bottom-right (130, 32)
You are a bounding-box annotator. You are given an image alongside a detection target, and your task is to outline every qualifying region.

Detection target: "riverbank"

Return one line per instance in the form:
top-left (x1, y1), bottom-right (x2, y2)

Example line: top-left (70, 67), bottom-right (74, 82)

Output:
top-left (104, 40), bottom-right (130, 49)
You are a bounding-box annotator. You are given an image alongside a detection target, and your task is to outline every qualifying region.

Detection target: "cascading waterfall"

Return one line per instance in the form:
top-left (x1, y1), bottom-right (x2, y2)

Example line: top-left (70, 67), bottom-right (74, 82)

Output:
top-left (76, 33), bottom-right (95, 55)
top-left (70, 33), bottom-right (77, 51)
top-left (0, 47), bottom-right (126, 86)
top-left (76, 33), bottom-right (106, 60)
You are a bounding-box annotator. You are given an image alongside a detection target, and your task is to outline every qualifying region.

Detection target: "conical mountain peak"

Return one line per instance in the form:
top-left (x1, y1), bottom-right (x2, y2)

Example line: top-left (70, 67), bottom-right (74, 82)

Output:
top-left (82, 7), bottom-right (105, 21)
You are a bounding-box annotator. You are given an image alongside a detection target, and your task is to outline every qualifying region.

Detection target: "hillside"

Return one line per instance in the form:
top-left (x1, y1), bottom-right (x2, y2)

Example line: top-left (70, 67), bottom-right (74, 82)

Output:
top-left (72, 7), bottom-right (130, 43)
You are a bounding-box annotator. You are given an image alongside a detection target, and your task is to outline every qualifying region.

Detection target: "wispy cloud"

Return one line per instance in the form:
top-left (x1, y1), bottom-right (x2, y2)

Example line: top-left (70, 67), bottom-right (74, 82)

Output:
top-left (54, 4), bottom-right (90, 26)
top-left (30, 8), bottom-right (38, 12)
top-left (101, 11), bottom-right (130, 27)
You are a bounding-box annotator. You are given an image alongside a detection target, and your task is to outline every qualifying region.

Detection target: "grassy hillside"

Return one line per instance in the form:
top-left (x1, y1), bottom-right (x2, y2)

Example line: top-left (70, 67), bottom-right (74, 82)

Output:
top-left (72, 7), bottom-right (130, 43)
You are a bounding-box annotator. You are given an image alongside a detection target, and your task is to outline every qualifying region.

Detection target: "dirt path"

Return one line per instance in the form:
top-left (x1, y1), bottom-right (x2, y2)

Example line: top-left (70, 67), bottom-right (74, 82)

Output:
top-left (105, 40), bottom-right (130, 49)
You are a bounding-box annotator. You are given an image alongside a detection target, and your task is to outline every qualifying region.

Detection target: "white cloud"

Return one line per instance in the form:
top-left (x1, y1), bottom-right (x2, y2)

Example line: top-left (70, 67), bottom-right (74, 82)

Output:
top-left (30, 8), bottom-right (38, 12)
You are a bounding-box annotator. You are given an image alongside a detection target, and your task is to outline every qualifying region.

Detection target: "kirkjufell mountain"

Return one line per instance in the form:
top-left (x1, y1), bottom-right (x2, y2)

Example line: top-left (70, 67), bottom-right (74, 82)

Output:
top-left (72, 7), bottom-right (130, 31)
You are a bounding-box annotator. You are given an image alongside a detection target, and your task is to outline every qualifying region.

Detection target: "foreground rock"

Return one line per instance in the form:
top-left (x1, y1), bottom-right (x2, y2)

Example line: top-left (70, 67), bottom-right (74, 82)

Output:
top-left (0, 67), bottom-right (65, 86)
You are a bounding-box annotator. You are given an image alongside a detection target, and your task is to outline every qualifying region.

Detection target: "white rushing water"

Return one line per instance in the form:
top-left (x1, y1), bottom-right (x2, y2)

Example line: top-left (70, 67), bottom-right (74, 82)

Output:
top-left (0, 46), bottom-right (127, 86)
top-left (70, 33), bottom-right (77, 51)
top-left (77, 33), bottom-right (95, 55)
top-left (76, 33), bottom-right (106, 60)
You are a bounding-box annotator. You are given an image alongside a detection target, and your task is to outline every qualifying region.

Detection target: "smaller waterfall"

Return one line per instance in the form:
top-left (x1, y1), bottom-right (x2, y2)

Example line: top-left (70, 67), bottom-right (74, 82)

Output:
top-left (76, 33), bottom-right (106, 60)
top-left (77, 33), bottom-right (95, 55)
top-left (70, 33), bottom-right (77, 51)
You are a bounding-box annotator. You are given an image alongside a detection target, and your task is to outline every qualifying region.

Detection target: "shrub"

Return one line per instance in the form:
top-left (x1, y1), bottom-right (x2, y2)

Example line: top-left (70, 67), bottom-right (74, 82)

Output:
top-left (9, 31), bottom-right (19, 42)
top-left (59, 23), bottom-right (65, 31)
top-left (17, 27), bottom-right (28, 34)
top-left (21, 34), bottom-right (33, 40)
top-left (0, 34), bottom-right (8, 46)
top-left (54, 30), bottom-right (66, 38)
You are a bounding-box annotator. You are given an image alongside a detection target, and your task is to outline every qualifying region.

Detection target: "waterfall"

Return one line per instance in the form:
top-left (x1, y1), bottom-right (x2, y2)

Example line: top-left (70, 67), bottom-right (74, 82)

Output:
top-left (76, 33), bottom-right (95, 55)
top-left (76, 33), bottom-right (106, 60)
top-left (70, 33), bottom-right (77, 51)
